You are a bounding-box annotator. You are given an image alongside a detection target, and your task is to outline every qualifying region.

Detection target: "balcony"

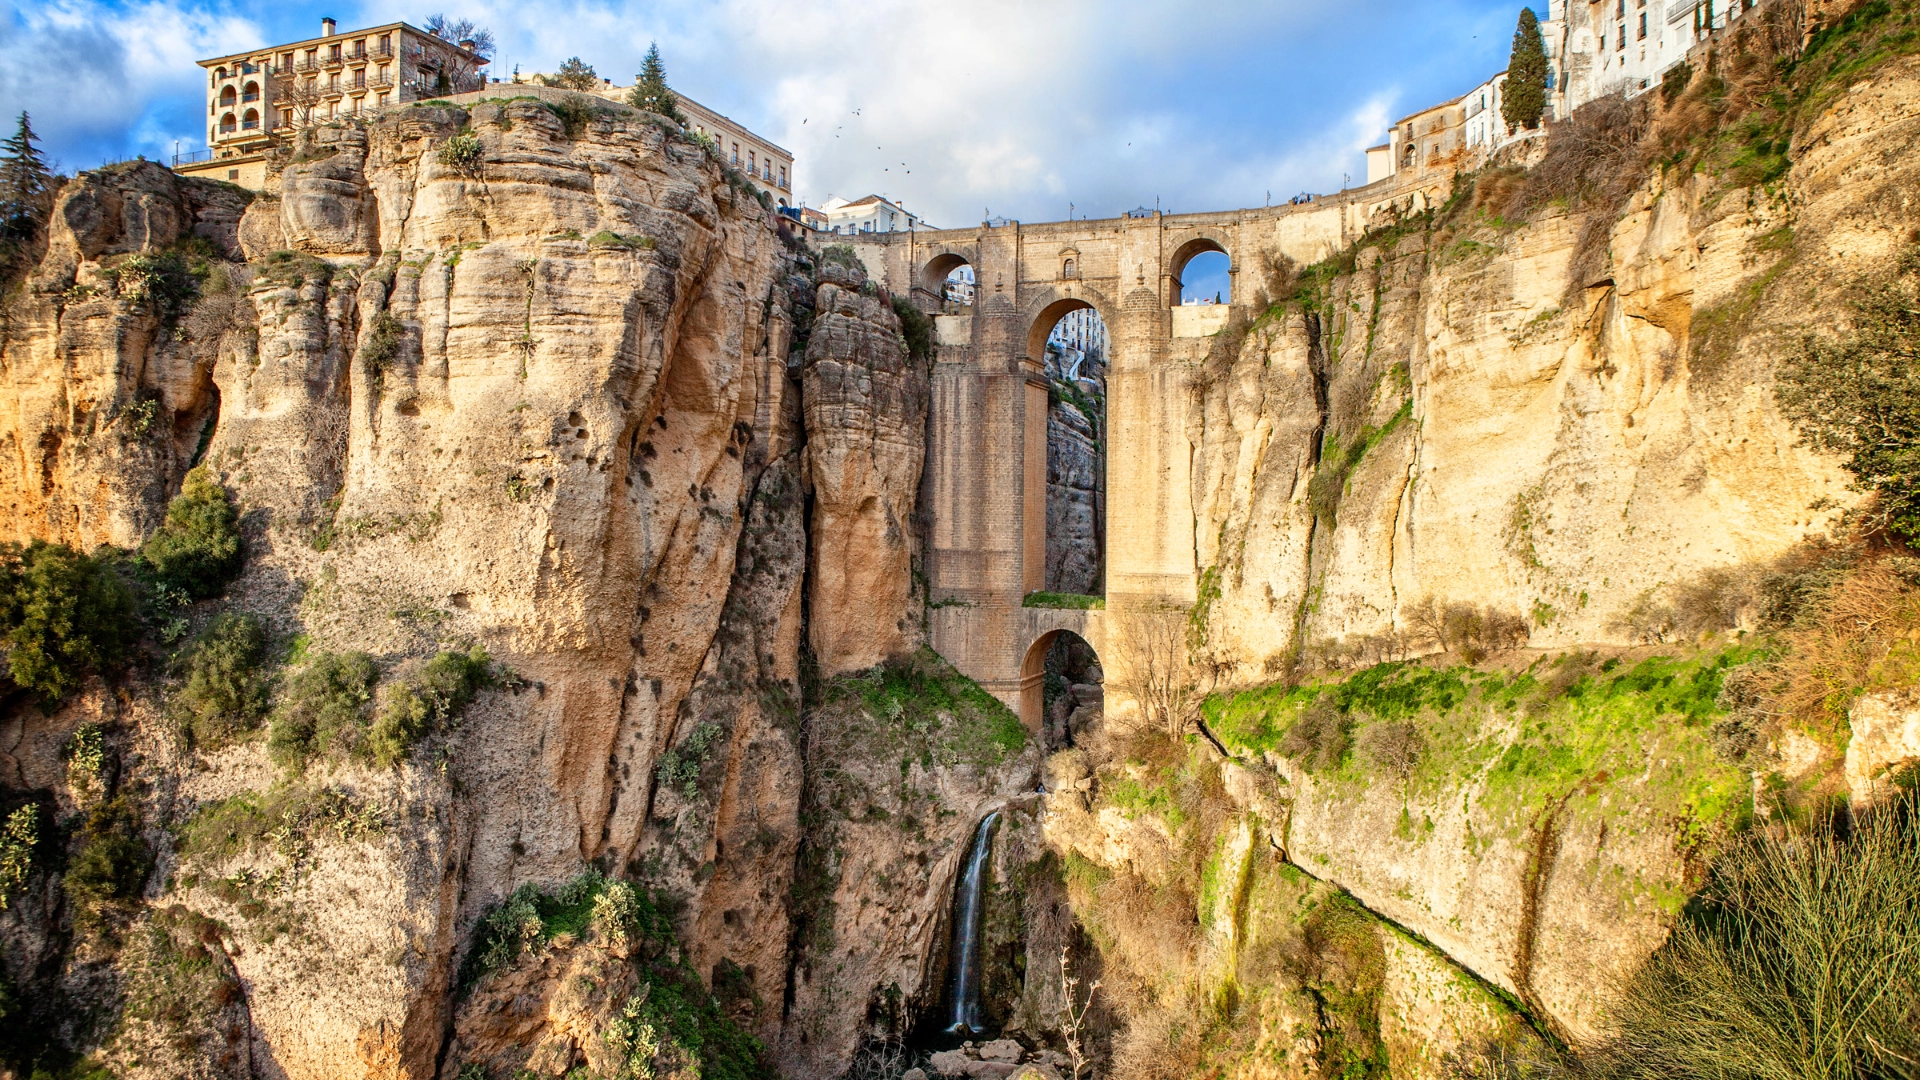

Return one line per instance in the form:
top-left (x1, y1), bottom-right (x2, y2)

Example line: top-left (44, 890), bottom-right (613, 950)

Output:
top-left (367, 74), bottom-right (394, 89)
top-left (294, 59), bottom-right (321, 74)
top-left (322, 54), bottom-right (345, 70)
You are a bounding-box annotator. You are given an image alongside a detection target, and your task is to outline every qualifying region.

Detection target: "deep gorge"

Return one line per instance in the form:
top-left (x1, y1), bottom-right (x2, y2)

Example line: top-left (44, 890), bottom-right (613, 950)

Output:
top-left (3, 5), bottom-right (1920, 1079)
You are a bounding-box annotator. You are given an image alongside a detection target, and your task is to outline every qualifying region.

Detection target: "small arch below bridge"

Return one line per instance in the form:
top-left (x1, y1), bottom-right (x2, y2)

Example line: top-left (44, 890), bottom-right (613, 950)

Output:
top-left (1017, 611), bottom-right (1106, 746)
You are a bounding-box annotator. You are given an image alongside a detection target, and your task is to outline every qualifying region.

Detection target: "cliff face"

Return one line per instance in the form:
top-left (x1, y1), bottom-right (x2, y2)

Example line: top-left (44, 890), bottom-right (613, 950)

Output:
top-left (0, 97), bottom-right (957, 1080)
top-left (1171, 52), bottom-right (1920, 1049)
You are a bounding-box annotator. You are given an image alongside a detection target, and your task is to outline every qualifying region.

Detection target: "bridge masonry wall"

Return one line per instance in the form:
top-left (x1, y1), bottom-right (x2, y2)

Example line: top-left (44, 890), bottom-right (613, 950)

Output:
top-left (835, 173), bottom-right (1450, 727)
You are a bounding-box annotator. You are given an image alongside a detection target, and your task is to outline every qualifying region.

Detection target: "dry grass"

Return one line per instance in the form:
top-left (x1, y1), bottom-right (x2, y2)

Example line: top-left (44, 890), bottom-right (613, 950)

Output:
top-left (1765, 557), bottom-right (1920, 730)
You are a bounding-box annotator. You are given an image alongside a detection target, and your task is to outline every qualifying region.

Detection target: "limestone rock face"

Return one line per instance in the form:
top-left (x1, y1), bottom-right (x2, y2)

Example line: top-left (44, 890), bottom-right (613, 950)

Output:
top-left (1177, 54), bottom-right (1920, 1049)
top-left (1043, 345), bottom-right (1103, 595)
top-left (802, 259), bottom-right (928, 676)
top-left (0, 161), bottom-right (249, 549)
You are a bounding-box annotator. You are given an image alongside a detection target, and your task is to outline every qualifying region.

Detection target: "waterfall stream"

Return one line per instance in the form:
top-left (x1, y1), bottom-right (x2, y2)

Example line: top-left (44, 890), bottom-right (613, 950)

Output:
top-left (943, 810), bottom-right (1001, 1036)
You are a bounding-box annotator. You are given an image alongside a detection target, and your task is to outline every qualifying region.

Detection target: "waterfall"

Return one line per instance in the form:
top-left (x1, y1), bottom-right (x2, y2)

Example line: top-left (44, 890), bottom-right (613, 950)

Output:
top-left (943, 810), bottom-right (1001, 1036)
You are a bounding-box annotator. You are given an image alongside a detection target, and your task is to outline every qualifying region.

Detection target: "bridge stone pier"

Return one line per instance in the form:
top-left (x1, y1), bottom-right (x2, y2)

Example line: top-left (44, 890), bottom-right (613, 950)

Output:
top-left (836, 179), bottom-right (1444, 732)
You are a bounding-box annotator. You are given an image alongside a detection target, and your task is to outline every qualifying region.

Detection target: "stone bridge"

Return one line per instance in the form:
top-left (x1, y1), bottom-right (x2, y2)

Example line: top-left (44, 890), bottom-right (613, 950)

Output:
top-left (838, 176), bottom-right (1444, 731)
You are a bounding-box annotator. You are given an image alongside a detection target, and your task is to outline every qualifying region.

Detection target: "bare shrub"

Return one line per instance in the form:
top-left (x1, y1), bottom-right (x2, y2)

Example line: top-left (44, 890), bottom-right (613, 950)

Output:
top-left (1670, 566), bottom-right (1759, 636)
top-left (1360, 720), bottom-right (1426, 782)
top-left (1402, 597), bottom-right (1530, 661)
top-left (1765, 558), bottom-right (1920, 730)
top-left (1111, 600), bottom-right (1200, 738)
top-left (1280, 693), bottom-right (1350, 773)
top-left (1520, 91), bottom-right (1655, 293)
top-left (1609, 589), bottom-right (1678, 644)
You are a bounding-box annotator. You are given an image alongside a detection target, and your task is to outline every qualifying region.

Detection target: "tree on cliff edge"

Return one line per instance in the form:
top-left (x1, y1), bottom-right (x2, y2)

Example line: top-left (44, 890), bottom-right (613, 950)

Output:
top-left (1504, 8), bottom-right (1549, 133)
top-left (0, 112), bottom-right (52, 246)
top-left (628, 43), bottom-right (687, 126)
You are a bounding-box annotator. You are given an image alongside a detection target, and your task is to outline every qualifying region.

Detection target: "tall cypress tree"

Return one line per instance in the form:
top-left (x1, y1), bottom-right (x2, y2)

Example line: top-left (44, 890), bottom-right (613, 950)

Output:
top-left (628, 43), bottom-right (686, 126)
top-left (1503, 8), bottom-right (1549, 133)
top-left (0, 112), bottom-right (52, 245)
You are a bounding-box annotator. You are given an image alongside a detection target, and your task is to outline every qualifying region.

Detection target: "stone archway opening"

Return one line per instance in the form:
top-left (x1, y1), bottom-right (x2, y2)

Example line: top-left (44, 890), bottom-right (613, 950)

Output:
top-left (921, 252), bottom-right (975, 313)
top-left (1020, 630), bottom-right (1103, 750)
top-left (1172, 239), bottom-right (1231, 306)
top-left (1030, 300), bottom-right (1109, 599)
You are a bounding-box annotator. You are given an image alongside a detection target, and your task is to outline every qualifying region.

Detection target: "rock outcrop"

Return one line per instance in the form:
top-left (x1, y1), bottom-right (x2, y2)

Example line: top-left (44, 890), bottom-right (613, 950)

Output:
top-left (803, 257), bottom-right (928, 677)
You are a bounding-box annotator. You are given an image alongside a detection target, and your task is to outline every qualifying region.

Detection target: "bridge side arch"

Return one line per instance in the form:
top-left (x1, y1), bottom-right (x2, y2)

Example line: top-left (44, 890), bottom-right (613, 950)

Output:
top-left (918, 246), bottom-right (979, 298)
top-left (1168, 235), bottom-right (1234, 305)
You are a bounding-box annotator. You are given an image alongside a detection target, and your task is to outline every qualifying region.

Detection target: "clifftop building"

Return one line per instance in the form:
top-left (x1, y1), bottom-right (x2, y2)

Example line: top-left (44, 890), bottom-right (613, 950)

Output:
top-left (1367, 0), bottom-right (1771, 187)
top-left (177, 19), bottom-right (792, 204)
top-left (181, 18), bottom-right (488, 188)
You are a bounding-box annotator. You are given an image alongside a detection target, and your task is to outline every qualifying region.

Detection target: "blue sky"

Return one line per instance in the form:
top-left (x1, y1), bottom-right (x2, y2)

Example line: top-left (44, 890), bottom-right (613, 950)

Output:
top-left (0, 0), bottom-right (1538, 229)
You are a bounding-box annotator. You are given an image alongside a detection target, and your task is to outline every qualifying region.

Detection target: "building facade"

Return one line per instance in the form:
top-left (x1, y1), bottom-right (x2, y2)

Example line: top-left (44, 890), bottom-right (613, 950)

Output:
top-left (815, 194), bottom-right (928, 235)
top-left (182, 19), bottom-right (488, 187)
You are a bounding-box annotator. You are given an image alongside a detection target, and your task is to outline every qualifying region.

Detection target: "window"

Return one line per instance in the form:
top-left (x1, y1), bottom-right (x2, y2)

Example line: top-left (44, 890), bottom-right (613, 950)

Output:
top-left (242, 108), bottom-right (259, 129)
top-left (329, 44), bottom-right (341, 62)
top-left (243, 81), bottom-right (259, 102)
top-left (377, 93), bottom-right (388, 107)
top-left (378, 34), bottom-right (391, 56)
top-left (779, 166), bottom-right (787, 187)
top-left (219, 86), bottom-right (236, 106)
top-left (1639, 12), bottom-right (1648, 37)
top-left (732, 142), bottom-right (740, 164)
top-left (219, 112), bottom-right (236, 132)
top-left (353, 70), bottom-right (365, 88)
top-left (1618, 24), bottom-right (1627, 47)
top-left (352, 38), bottom-right (365, 58)
top-left (215, 66), bottom-right (228, 80)
top-left (228, 169), bottom-right (239, 181)
top-left (281, 52), bottom-right (294, 70)
top-left (329, 73), bottom-right (340, 91)
top-left (281, 109), bottom-right (292, 125)
top-left (748, 150), bottom-right (755, 173)
top-left (1063, 257), bottom-right (1076, 278)
top-left (1616, 0), bottom-right (1625, 14)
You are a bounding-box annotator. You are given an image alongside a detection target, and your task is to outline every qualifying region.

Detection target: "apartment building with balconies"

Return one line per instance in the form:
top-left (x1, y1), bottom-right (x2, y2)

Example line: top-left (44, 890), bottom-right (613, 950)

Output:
top-left (178, 17), bottom-right (488, 187)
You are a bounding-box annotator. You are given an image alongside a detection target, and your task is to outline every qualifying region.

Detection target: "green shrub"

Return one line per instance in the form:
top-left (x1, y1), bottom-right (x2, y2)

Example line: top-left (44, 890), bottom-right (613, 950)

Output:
top-left (63, 796), bottom-right (151, 930)
top-left (543, 94), bottom-right (599, 138)
top-left (139, 467), bottom-right (242, 600)
top-left (367, 646), bottom-right (492, 767)
top-left (267, 651), bottom-right (377, 768)
top-left (360, 311), bottom-right (404, 395)
top-left (0, 540), bottom-right (138, 702)
top-left (171, 613), bottom-right (271, 751)
top-left (1598, 795), bottom-right (1920, 1079)
top-left (1022, 591), bottom-right (1104, 610)
top-left (1777, 244), bottom-right (1920, 544)
top-left (176, 784), bottom-right (386, 864)
top-left (657, 722), bottom-right (723, 799)
top-left (0, 805), bottom-right (37, 910)
top-left (819, 243), bottom-right (861, 269)
top-left (890, 294), bottom-right (935, 364)
top-left (100, 251), bottom-right (202, 323)
top-left (437, 131), bottom-right (483, 174)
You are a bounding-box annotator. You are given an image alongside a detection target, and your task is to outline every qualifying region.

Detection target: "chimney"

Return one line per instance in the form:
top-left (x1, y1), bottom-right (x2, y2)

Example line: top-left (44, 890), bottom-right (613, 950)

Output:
top-left (321, 17), bottom-right (336, 36)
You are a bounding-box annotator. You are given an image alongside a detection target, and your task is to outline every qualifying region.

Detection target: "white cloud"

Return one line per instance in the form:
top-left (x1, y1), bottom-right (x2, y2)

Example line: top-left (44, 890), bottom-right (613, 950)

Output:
top-left (2, 0), bottom-right (1520, 223)
top-left (0, 0), bottom-right (261, 165)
